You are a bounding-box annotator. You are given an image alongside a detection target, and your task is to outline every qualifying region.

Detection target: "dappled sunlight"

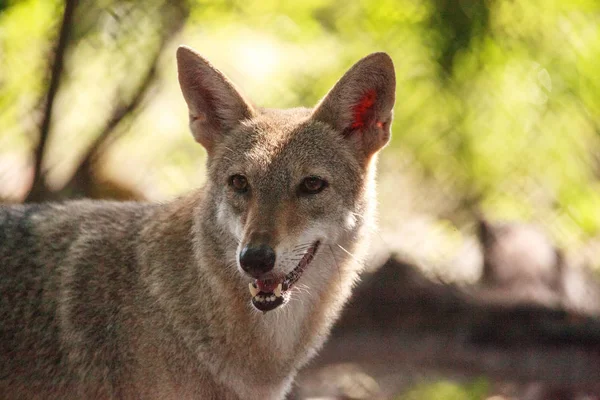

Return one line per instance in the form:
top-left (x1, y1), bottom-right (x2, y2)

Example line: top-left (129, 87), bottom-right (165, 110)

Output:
top-left (235, 36), bottom-right (281, 84)
top-left (2, 0), bottom-right (598, 276)
top-left (1, 0), bottom-right (600, 397)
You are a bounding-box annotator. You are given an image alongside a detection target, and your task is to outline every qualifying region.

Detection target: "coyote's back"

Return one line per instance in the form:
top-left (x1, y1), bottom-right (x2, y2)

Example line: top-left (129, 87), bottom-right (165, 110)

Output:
top-left (0, 202), bottom-right (151, 397)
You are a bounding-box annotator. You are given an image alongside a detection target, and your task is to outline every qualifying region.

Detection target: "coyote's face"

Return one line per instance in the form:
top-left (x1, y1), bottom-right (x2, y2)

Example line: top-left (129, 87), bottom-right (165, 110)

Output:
top-left (177, 47), bottom-right (395, 312)
top-left (209, 111), bottom-right (368, 312)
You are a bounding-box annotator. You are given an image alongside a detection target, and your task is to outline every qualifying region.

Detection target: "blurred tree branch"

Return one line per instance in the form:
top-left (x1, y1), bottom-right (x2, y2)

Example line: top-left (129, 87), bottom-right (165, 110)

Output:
top-left (61, 60), bottom-right (159, 200)
top-left (24, 0), bottom-right (188, 202)
top-left (59, 3), bottom-right (187, 200)
top-left (25, 0), bottom-right (79, 203)
top-left (430, 0), bottom-right (492, 76)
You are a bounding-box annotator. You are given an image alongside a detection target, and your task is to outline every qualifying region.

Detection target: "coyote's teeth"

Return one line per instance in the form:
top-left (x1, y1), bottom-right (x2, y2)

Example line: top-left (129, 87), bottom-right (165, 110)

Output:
top-left (274, 283), bottom-right (282, 297)
top-left (249, 283), bottom-right (259, 297)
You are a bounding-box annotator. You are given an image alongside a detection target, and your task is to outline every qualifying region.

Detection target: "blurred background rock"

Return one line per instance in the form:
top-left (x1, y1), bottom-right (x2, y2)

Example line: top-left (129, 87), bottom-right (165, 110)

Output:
top-left (1, 0), bottom-right (600, 398)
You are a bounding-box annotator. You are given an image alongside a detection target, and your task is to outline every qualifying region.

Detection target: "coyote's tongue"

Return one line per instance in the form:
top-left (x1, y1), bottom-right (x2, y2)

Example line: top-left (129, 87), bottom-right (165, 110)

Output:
top-left (256, 279), bottom-right (278, 293)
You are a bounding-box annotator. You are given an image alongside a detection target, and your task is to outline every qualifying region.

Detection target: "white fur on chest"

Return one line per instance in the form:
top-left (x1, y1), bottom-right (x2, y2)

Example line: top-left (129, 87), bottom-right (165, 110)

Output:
top-left (257, 253), bottom-right (347, 358)
top-left (217, 245), bottom-right (359, 399)
top-left (258, 289), bottom-right (313, 356)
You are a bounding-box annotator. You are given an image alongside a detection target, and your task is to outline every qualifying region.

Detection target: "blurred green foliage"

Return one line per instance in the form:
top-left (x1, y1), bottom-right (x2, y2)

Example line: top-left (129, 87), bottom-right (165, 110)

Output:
top-left (1, 0), bottom-right (599, 245)
top-left (401, 378), bottom-right (490, 400)
top-left (0, 0), bottom-right (60, 151)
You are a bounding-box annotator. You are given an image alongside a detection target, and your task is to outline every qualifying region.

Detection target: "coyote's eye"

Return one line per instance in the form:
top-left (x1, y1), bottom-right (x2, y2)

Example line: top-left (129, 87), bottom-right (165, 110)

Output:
top-left (299, 176), bottom-right (328, 195)
top-left (229, 174), bottom-right (249, 193)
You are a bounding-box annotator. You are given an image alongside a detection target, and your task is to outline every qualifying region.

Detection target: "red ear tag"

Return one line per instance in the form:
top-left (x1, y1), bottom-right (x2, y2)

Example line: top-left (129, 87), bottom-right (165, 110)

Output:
top-left (351, 89), bottom-right (377, 129)
top-left (375, 121), bottom-right (383, 128)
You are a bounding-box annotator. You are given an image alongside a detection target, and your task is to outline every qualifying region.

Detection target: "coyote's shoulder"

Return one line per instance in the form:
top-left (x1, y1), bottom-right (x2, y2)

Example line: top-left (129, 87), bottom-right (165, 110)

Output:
top-left (0, 47), bottom-right (395, 399)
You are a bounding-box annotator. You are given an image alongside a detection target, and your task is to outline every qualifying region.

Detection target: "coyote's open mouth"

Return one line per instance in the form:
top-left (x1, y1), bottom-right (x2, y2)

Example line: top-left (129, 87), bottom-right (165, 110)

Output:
top-left (248, 241), bottom-right (321, 312)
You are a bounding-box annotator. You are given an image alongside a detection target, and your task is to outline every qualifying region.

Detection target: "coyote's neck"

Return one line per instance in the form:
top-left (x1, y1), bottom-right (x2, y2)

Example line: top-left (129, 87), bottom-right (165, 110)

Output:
top-left (140, 190), bottom-right (368, 398)
top-left (196, 191), bottom-right (367, 394)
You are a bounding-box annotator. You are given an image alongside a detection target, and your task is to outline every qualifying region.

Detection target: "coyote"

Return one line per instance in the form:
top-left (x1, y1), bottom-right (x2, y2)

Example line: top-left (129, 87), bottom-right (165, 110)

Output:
top-left (0, 46), bottom-right (395, 399)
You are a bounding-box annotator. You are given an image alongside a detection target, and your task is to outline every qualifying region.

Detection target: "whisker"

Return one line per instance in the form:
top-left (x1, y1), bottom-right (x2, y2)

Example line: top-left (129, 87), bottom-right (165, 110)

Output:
top-left (294, 242), bottom-right (313, 248)
top-left (336, 243), bottom-right (358, 261)
top-left (293, 241), bottom-right (313, 247)
top-left (348, 211), bottom-right (389, 246)
top-left (328, 244), bottom-right (343, 293)
top-left (292, 244), bottom-right (313, 252)
top-left (284, 256), bottom-right (305, 262)
top-left (294, 284), bottom-right (312, 296)
top-left (335, 243), bottom-right (368, 271)
top-left (288, 292), bottom-right (307, 306)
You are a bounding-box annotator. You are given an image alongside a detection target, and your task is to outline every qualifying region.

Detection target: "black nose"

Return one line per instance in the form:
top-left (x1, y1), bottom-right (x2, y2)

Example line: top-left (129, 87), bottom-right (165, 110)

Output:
top-left (239, 244), bottom-right (276, 278)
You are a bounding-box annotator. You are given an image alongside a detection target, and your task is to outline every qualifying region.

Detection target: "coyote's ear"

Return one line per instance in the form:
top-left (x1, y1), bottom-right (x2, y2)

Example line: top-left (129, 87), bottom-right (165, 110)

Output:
top-left (312, 52), bottom-right (395, 161)
top-left (177, 46), bottom-right (255, 154)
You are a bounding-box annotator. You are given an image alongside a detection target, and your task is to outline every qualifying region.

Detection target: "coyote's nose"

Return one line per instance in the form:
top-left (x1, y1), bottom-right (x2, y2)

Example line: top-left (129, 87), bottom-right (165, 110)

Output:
top-left (239, 244), bottom-right (276, 278)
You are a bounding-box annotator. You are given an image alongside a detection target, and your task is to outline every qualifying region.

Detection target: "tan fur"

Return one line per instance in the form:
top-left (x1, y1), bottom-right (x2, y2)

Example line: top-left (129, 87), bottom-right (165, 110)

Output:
top-left (0, 46), bottom-right (396, 399)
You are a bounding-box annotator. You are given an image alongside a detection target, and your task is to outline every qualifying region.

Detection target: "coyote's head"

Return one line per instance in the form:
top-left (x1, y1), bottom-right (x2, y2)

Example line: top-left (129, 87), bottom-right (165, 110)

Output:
top-left (177, 46), bottom-right (395, 312)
